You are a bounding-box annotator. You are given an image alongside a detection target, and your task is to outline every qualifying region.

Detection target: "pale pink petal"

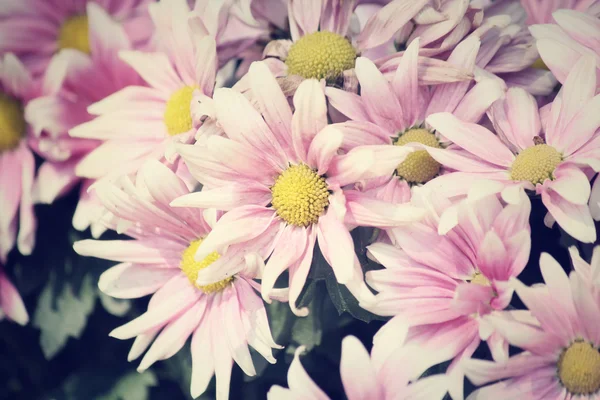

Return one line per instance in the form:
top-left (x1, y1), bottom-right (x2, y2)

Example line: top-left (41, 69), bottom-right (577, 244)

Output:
top-left (17, 147), bottom-right (35, 256)
top-left (392, 38), bottom-right (420, 127)
top-left (307, 126), bottom-right (343, 175)
top-left (287, 347), bottom-right (329, 399)
top-left (98, 263), bottom-right (180, 299)
top-left (0, 269), bottom-right (28, 325)
top-left (213, 88), bottom-right (287, 167)
top-left (33, 161), bottom-right (79, 205)
top-left (541, 189), bottom-right (596, 243)
top-left (291, 79), bottom-right (328, 162)
top-left (287, 0), bottom-right (322, 40)
top-left (262, 225), bottom-right (307, 302)
top-left (560, 93), bottom-right (600, 157)
top-left (354, 57), bottom-right (403, 133)
top-left (547, 166), bottom-right (591, 206)
top-left (171, 183), bottom-right (270, 211)
top-left (453, 78), bottom-right (505, 124)
top-left (194, 206), bottom-right (276, 260)
top-left (248, 61), bottom-right (294, 157)
top-left (317, 197), bottom-right (355, 284)
top-left (591, 176), bottom-right (600, 220)
top-left (464, 352), bottom-right (553, 386)
top-left (426, 113), bottom-right (514, 167)
top-left (401, 374), bottom-right (449, 400)
top-left (190, 310), bottom-right (215, 398)
top-left (504, 88), bottom-right (541, 148)
top-left (325, 87), bottom-right (371, 122)
top-left (340, 336), bottom-right (382, 400)
top-left (356, 0), bottom-right (429, 51)
top-left (345, 190), bottom-right (426, 228)
top-left (209, 294), bottom-right (235, 400)
top-left (109, 281), bottom-right (200, 339)
top-left (119, 51), bottom-right (183, 93)
top-left (553, 10), bottom-right (600, 55)
top-left (219, 284), bottom-right (256, 376)
top-left (195, 36), bottom-right (217, 95)
top-left (138, 298), bottom-right (207, 371)
top-left (327, 145), bottom-right (412, 187)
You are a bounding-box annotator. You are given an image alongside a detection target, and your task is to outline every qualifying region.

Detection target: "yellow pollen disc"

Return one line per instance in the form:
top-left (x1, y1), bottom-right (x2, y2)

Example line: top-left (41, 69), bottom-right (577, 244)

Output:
top-left (58, 15), bottom-right (90, 54)
top-left (558, 340), bottom-right (600, 395)
top-left (180, 239), bottom-right (232, 294)
top-left (0, 93), bottom-right (25, 153)
top-left (394, 128), bottom-right (442, 184)
top-left (510, 144), bottom-right (562, 185)
top-left (470, 272), bottom-right (491, 286)
top-left (271, 164), bottom-right (329, 227)
top-left (164, 86), bottom-right (195, 136)
top-left (285, 31), bottom-right (357, 80)
top-left (532, 57), bottom-right (548, 70)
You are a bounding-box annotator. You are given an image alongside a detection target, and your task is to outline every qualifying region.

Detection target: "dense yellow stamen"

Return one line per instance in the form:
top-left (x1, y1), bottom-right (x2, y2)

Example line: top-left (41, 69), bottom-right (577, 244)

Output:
top-left (164, 86), bottom-right (195, 136)
top-left (394, 128), bottom-right (442, 184)
top-left (0, 93), bottom-right (25, 152)
top-left (558, 340), bottom-right (600, 395)
top-left (58, 15), bottom-right (90, 54)
top-left (532, 58), bottom-right (548, 70)
top-left (285, 31), bottom-right (357, 80)
top-left (180, 239), bottom-right (232, 294)
top-left (470, 272), bottom-right (491, 286)
top-left (271, 164), bottom-right (329, 227)
top-left (510, 144), bottom-right (561, 185)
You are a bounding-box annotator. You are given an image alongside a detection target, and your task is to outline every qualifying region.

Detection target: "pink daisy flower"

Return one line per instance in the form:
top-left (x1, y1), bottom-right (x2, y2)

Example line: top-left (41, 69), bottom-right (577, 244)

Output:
top-left (268, 335), bottom-right (449, 400)
top-left (0, 0), bottom-right (152, 77)
top-left (326, 37), bottom-right (504, 230)
top-left (73, 160), bottom-right (283, 400)
top-left (0, 53), bottom-right (37, 262)
top-left (365, 189), bottom-right (531, 400)
top-left (464, 250), bottom-right (600, 399)
top-left (68, 0), bottom-right (219, 181)
top-left (257, 0), bottom-right (433, 91)
top-left (24, 3), bottom-right (145, 236)
top-left (171, 62), bottom-right (425, 316)
top-left (522, 0), bottom-right (600, 24)
top-left (0, 265), bottom-right (28, 325)
top-left (423, 56), bottom-right (600, 243)
top-left (530, 9), bottom-right (600, 87)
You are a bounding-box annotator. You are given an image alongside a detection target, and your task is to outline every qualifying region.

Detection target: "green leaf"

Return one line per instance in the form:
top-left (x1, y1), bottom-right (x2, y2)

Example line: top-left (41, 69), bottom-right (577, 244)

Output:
top-left (96, 371), bottom-right (157, 400)
top-left (32, 272), bottom-right (96, 359)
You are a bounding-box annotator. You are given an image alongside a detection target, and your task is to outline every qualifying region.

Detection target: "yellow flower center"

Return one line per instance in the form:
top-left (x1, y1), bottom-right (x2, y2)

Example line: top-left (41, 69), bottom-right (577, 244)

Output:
top-left (58, 15), bottom-right (90, 54)
top-left (558, 340), bottom-right (600, 395)
top-left (510, 143), bottom-right (562, 185)
top-left (180, 239), bottom-right (232, 294)
top-left (0, 93), bottom-right (25, 153)
top-left (285, 31), bottom-right (357, 81)
top-left (164, 86), bottom-right (195, 136)
top-left (394, 128), bottom-right (442, 184)
top-left (532, 57), bottom-right (548, 70)
top-left (469, 272), bottom-right (491, 286)
top-left (271, 164), bottom-right (329, 227)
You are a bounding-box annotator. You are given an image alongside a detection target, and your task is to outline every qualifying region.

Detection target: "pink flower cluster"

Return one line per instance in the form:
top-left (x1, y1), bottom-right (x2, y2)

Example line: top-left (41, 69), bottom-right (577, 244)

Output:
top-left (1, 0), bottom-right (600, 399)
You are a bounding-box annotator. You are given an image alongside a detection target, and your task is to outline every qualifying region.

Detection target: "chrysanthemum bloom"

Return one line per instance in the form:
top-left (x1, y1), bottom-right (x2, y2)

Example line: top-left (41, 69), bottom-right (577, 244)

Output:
top-left (0, 265), bottom-right (28, 326)
top-left (268, 335), bottom-right (448, 400)
top-left (258, 0), bottom-right (434, 91)
top-left (365, 189), bottom-right (531, 400)
top-left (530, 9), bottom-right (600, 87)
top-left (0, 54), bottom-right (37, 262)
top-left (327, 37), bottom-right (504, 230)
top-left (423, 56), bottom-right (600, 243)
top-left (464, 251), bottom-right (600, 399)
top-left (522, 0), bottom-right (600, 24)
top-left (0, 0), bottom-right (152, 77)
top-left (25, 3), bottom-right (145, 236)
top-left (68, 1), bottom-right (219, 181)
top-left (73, 161), bottom-right (282, 400)
top-left (172, 62), bottom-right (425, 316)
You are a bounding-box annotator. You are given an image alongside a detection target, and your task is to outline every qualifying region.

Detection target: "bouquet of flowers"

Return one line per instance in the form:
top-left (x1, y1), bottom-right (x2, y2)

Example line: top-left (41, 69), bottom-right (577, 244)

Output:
top-left (1, 0), bottom-right (600, 399)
